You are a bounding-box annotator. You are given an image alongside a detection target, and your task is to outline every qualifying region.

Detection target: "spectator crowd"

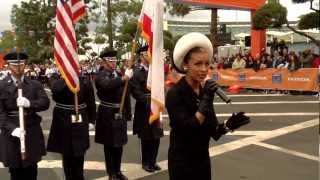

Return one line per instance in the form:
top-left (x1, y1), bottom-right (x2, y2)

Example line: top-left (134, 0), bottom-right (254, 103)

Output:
top-left (212, 42), bottom-right (320, 72)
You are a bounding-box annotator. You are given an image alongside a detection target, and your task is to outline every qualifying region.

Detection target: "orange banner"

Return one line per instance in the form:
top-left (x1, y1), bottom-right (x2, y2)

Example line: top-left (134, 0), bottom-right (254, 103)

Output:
top-left (0, 53), bottom-right (5, 69)
top-left (175, 0), bottom-right (266, 10)
top-left (211, 68), bottom-right (319, 92)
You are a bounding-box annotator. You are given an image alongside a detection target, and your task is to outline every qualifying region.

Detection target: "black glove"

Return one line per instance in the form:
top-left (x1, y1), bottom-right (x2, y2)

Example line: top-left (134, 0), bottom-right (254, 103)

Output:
top-left (198, 79), bottom-right (218, 115)
top-left (225, 112), bottom-right (250, 131)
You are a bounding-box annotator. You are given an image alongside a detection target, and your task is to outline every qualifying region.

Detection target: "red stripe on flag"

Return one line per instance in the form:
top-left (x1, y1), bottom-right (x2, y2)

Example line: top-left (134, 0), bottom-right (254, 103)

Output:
top-left (73, 7), bottom-right (86, 22)
top-left (71, 0), bottom-right (86, 23)
top-left (62, 3), bottom-right (73, 20)
top-left (142, 15), bottom-right (152, 38)
top-left (55, 30), bottom-right (79, 74)
top-left (141, 14), bottom-right (153, 56)
top-left (56, 10), bottom-right (77, 50)
top-left (54, 50), bottom-right (77, 88)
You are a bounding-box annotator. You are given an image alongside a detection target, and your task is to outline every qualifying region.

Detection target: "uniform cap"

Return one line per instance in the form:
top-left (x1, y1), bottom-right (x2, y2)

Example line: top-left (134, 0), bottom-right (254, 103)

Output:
top-left (100, 50), bottom-right (117, 61)
top-left (3, 52), bottom-right (28, 64)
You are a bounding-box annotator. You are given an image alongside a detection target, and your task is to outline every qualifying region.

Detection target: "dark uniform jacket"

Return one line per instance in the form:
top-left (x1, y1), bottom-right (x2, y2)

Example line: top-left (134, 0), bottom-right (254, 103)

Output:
top-left (95, 68), bottom-right (131, 147)
top-left (0, 75), bottom-right (50, 168)
top-left (47, 74), bottom-right (96, 156)
top-left (165, 77), bottom-right (227, 180)
top-left (129, 64), bottom-right (163, 140)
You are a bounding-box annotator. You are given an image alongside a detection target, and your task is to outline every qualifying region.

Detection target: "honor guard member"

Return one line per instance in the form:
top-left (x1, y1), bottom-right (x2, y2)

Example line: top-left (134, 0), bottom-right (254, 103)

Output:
top-left (166, 32), bottom-right (250, 180)
top-left (129, 46), bottom-right (164, 173)
top-left (95, 50), bottom-right (132, 180)
top-left (0, 52), bottom-right (50, 180)
top-left (46, 72), bottom-right (96, 180)
top-left (0, 65), bottom-right (10, 80)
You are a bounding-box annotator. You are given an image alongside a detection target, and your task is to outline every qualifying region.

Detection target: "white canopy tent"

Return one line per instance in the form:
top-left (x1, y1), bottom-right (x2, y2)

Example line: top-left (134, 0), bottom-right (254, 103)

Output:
top-left (266, 29), bottom-right (320, 44)
top-left (235, 29), bottom-right (320, 44)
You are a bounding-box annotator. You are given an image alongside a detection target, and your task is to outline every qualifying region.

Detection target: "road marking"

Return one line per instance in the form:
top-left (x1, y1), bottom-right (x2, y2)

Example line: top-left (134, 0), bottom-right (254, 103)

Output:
top-left (95, 101), bottom-right (319, 106)
top-left (45, 88), bottom-right (315, 99)
top-left (74, 112), bottom-right (318, 119)
top-left (214, 101), bottom-right (318, 105)
top-left (42, 130), bottom-right (268, 136)
top-left (123, 119), bottom-right (318, 180)
top-left (44, 89), bottom-right (287, 97)
top-left (0, 160), bottom-right (139, 171)
top-left (254, 142), bottom-right (319, 162)
top-left (224, 94), bottom-right (286, 97)
top-left (44, 88), bottom-right (51, 93)
top-left (1, 119), bottom-right (317, 180)
top-left (41, 112), bottom-right (319, 128)
top-left (0, 119), bottom-right (319, 180)
top-left (160, 112), bottom-right (318, 118)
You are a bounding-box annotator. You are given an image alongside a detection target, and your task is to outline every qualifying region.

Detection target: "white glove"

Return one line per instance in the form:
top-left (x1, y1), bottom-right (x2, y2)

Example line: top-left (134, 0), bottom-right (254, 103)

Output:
top-left (11, 128), bottom-right (21, 138)
top-left (124, 69), bottom-right (133, 79)
top-left (89, 123), bottom-right (95, 131)
top-left (17, 96), bottom-right (31, 108)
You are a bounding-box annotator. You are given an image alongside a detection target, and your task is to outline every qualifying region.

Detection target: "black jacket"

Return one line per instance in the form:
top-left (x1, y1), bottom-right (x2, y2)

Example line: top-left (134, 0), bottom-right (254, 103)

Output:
top-left (0, 75), bottom-right (50, 168)
top-left (166, 77), bottom-right (227, 180)
top-left (47, 74), bottom-right (96, 156)
top-left (94, 68), bottom-right (131, 147)
top-left (129, 65), bottom-right (163, 140)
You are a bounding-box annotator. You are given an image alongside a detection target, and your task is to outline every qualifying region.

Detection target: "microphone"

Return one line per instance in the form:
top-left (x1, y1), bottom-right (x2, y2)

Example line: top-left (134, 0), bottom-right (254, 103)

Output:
top-left (216, 87), bottom-right (231, 104)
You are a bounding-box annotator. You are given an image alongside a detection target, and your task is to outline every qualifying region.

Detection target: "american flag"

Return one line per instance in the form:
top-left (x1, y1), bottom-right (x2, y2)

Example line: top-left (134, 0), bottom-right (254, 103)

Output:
top-left (54, 0), bottom-right (86, 93)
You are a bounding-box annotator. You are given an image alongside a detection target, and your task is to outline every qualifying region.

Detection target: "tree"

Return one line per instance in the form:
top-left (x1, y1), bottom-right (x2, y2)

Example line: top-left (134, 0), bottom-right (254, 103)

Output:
top-left (0, 31), bottom-right (16, 51)
top-left (292, 0), bottom-right (319, 29)
top-left (253, 1), bottom-right (320, 52)
top-left (210, 8), bottom-right (218, 55)
top-left (166, 2), bottom-right (219, 55)
top-left (90, 0), bottom-right (142, 53)
top-left (106, 0), bottom-right (113, 49)
top-left (11, 0), bottom-right (56, 63)
top-left (10, 0), bottom-right (92, 63)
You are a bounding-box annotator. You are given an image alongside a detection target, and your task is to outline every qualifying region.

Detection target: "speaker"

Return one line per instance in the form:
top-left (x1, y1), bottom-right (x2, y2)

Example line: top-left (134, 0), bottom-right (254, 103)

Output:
top-left (220, 24), bottom-right (226, 33)
top-left (245, 36), bottom-right (251, 47)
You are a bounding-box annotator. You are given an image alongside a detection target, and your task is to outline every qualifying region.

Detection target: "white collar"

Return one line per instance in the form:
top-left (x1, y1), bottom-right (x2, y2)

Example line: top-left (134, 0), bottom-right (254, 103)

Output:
top-left (11, 75), bottom-right (24, 84)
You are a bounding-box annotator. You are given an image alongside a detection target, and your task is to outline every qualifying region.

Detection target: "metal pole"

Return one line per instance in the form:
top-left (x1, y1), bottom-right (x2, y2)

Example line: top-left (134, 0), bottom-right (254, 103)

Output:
top-left (119, 25), bottom-right (140, 113)
top-left (74, 92), bottom-right (79, 122)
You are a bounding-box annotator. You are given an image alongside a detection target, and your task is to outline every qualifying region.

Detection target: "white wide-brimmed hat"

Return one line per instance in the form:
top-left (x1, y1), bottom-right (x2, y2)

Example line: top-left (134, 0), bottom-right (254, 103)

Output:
top-left (173, 32), bottom-right (213, 73)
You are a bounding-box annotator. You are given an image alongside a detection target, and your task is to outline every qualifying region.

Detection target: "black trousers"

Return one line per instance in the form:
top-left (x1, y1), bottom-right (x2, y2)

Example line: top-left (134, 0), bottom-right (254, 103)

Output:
top-left (140, 139), bottom-right (160, 166)
top-left (9, 164), bottom-right (38, 180)
top-left (62, 154), bottom-right (85, 180)
top-left (104, 146), bottom-right (123, 175)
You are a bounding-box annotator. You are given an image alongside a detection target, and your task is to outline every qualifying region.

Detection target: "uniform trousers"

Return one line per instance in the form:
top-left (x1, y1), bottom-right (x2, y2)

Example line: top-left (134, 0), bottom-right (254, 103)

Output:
top-left (140, 139), bottom-right (160, 166)
top-left (104, 146), bottom-right (123, 175)
top-left (9, 164), bottom-right (38, 180)
top-left (62, 154), bottom-right (85, 180)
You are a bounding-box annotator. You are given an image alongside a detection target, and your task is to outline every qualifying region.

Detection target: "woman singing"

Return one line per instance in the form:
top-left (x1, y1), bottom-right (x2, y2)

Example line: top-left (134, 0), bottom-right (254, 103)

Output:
top-left (166, 32), bottom-right (250, 180)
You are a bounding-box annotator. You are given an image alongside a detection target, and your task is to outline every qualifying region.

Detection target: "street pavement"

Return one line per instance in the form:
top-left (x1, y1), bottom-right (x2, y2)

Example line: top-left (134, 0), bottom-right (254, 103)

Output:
top-left (0, 89), bottom-right (319, 180)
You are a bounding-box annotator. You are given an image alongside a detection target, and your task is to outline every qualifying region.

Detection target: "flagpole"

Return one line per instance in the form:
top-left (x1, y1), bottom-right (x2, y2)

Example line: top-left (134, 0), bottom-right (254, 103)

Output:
top-left (119, 21), bottom-right (140, 113)
top-left (74, 92), bottom-right (79, 121)
top-left (16, 47), bottom-right (27, 160)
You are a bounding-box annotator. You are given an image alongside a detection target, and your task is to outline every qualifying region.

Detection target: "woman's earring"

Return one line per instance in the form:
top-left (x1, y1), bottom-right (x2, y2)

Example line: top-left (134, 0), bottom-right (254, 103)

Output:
top-left (183, 67), bottom-right (188, 71)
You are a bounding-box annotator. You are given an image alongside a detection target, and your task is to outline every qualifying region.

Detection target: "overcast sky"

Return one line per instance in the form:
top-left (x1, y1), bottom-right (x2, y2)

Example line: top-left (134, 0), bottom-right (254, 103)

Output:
top-left (0, 0), bottom-right (315, 32)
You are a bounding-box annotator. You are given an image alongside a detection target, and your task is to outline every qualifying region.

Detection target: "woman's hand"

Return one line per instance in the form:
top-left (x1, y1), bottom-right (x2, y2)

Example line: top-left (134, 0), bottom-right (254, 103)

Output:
top-left (197, 79), bottom-right (218, 119)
